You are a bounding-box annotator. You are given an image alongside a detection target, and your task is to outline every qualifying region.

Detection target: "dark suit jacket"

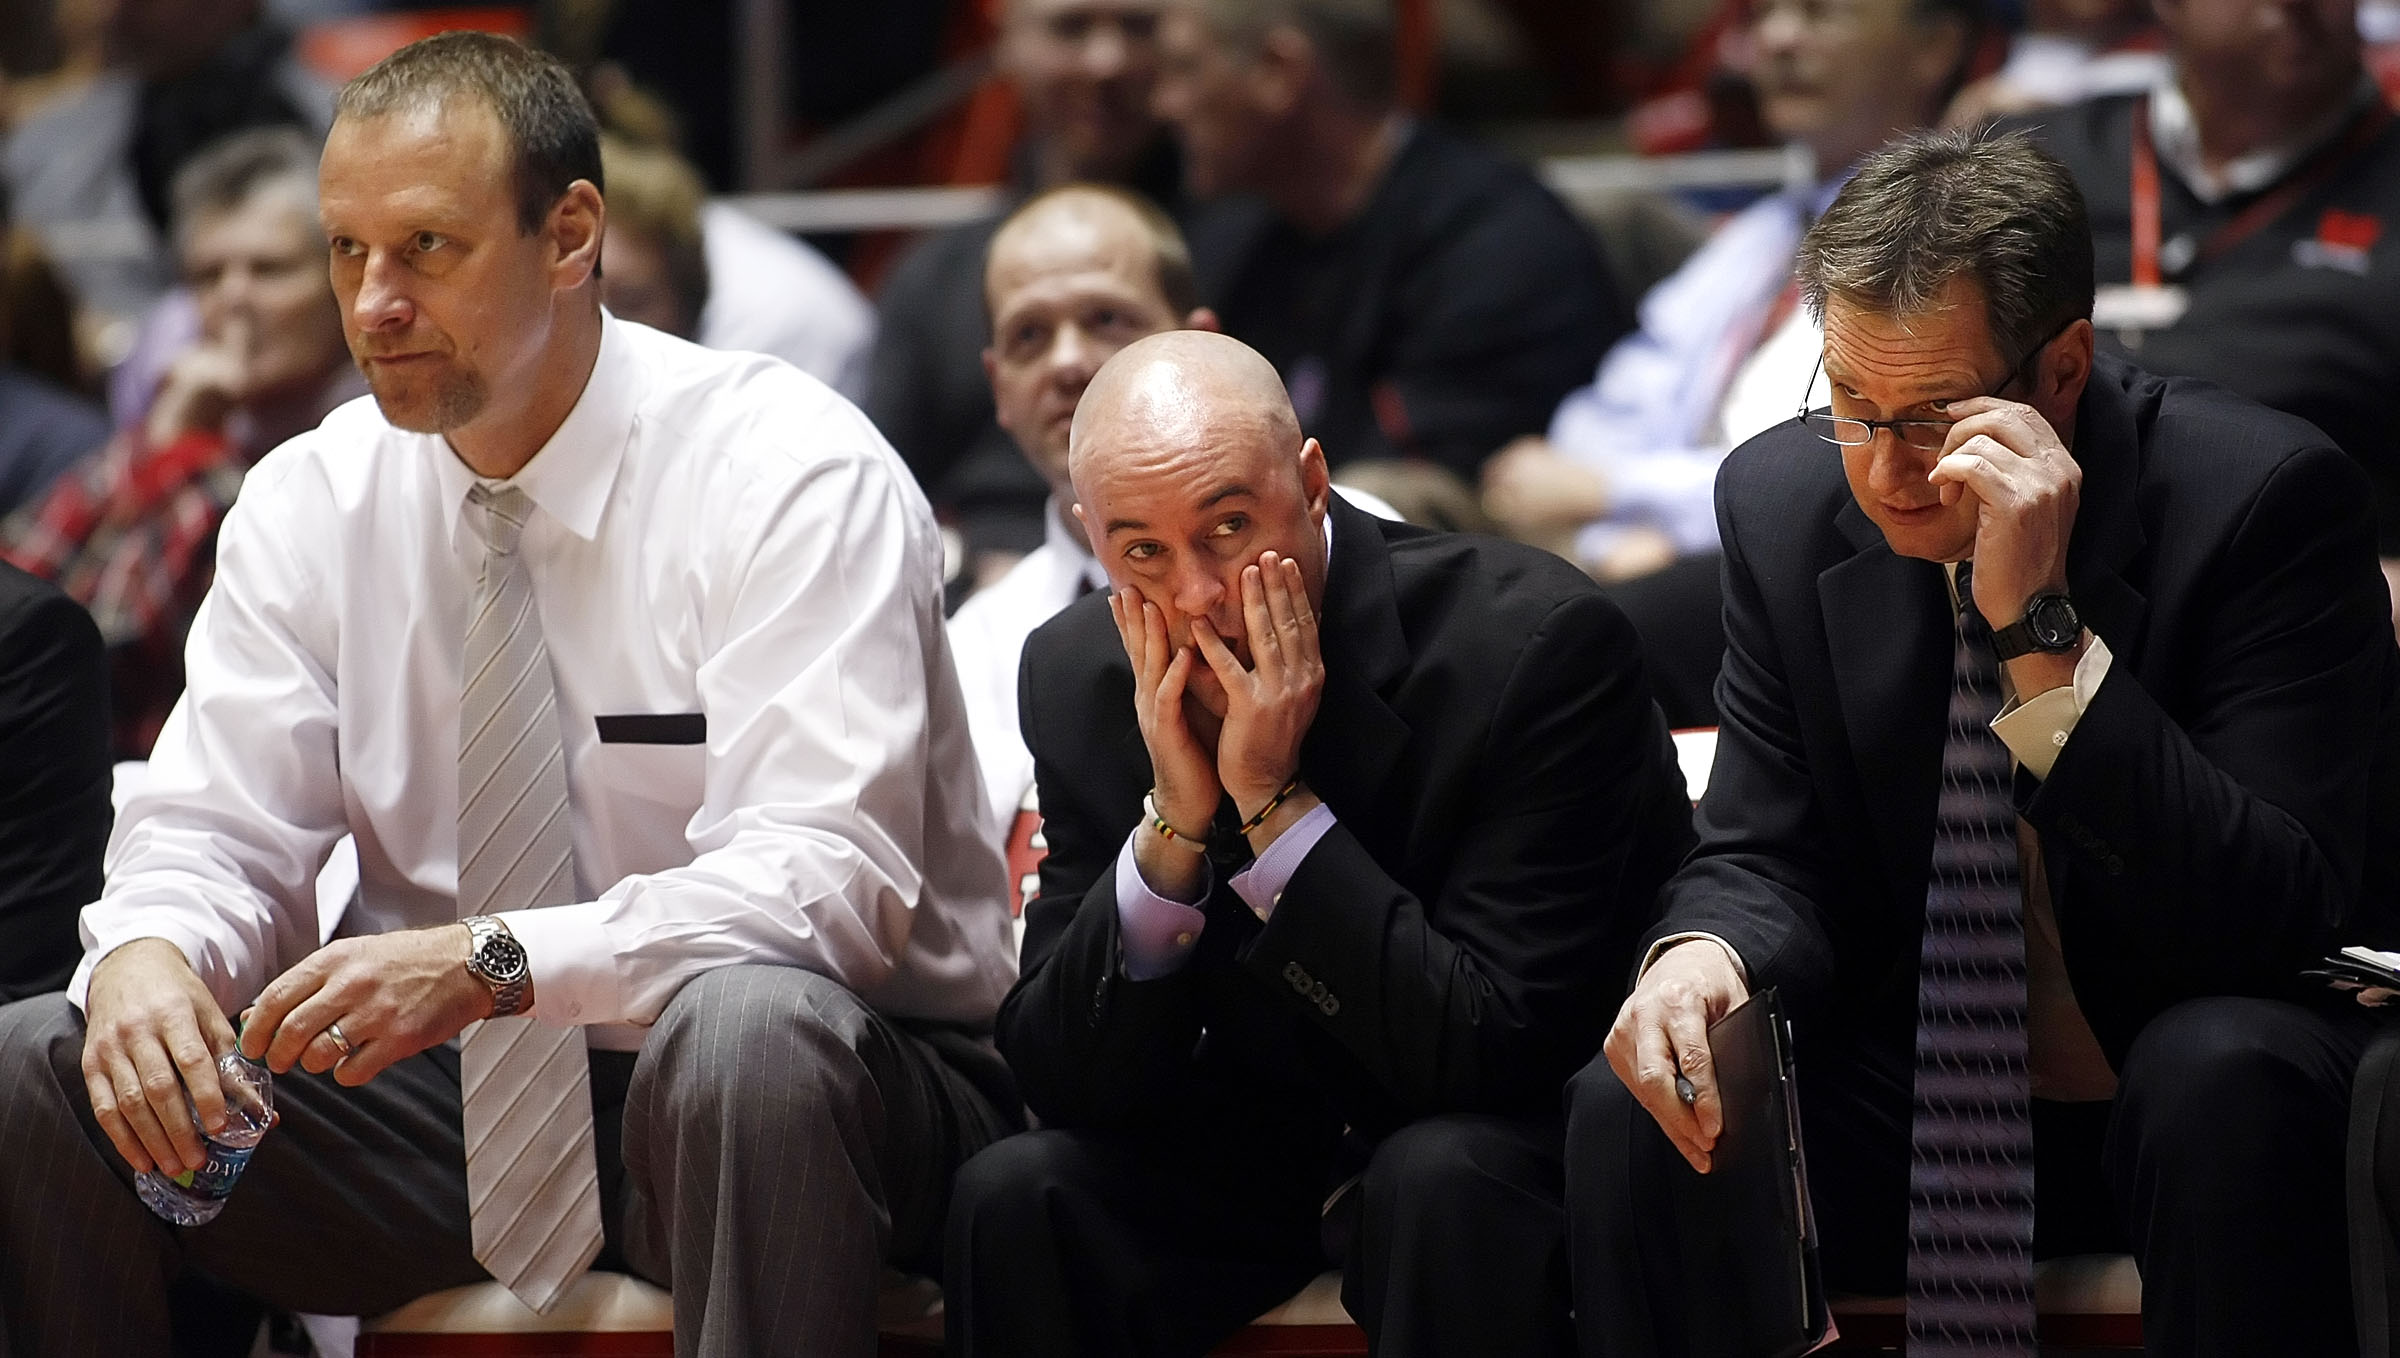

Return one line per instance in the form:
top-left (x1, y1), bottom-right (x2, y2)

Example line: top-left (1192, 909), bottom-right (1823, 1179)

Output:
top-left (0, 561), bottom-right (111, 1000)
top-left (1654, 353), bottom-right (2400, 1074)
top-left (1000, 498), bottom-right (1697, 1150)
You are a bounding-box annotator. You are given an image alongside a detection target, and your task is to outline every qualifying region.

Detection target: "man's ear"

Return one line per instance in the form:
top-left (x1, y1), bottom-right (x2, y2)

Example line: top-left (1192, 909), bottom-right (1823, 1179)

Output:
top-left (551, 180), bottom-right (605, 292)
top-left (1185, 306), bottom-right (1221, 334)
top-left (2042, 318), bottom-right (2096, 409)
top-left (1252, 24), bottom-right (1315, 116)
top-left (1298, 436), bottom-right (1332, 517)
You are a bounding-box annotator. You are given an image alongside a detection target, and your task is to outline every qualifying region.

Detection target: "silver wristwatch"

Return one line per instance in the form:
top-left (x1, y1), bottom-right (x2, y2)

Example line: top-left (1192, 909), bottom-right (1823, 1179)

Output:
top-left (462, 915), bottom-right (533, 1017)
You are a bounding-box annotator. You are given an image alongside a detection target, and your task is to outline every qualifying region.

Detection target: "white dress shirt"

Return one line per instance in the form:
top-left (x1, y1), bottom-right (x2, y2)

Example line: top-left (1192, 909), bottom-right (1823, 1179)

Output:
top-left (946, 505), bottom-right (1110, 837)
top-left (75, 315), bottom-right (1016, 1050)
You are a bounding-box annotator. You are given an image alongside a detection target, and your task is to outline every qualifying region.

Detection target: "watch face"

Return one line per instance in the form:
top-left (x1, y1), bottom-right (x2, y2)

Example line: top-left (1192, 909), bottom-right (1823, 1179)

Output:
top-left (2030, 595), bottom-right (2080, 648)
top-left (476, 934), bottom-right (529, 984)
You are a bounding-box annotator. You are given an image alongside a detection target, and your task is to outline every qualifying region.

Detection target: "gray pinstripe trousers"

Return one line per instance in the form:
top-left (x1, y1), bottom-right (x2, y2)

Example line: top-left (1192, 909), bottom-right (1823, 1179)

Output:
top-left (0, 963), bottom-right (1014, 1358)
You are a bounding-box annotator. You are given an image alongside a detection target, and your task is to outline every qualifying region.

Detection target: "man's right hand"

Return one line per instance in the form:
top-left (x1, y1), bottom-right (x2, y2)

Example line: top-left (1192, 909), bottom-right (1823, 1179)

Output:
top-left (1604, 939), bottom-right (1748, 1173)
top-left (80, 938), bottom-right (237, 1176)
top-left (1111, 589), bottom-right (1220, 834)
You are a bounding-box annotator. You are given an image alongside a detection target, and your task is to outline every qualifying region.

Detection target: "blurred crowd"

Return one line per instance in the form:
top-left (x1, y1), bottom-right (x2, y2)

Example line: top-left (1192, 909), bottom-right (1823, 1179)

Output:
top-left (2, 0), bottom-right (2396, 752)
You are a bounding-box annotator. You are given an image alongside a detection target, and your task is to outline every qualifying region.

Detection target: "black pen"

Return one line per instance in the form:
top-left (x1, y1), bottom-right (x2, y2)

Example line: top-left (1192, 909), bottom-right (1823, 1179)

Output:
top-left (1675, 1073), bottom-right (1697, 1107)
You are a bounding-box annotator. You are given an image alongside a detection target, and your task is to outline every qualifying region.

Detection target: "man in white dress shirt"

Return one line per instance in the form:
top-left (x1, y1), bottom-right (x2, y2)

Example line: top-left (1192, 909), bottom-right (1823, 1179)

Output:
top-left (0, 32), bottom-right (1017, 1358)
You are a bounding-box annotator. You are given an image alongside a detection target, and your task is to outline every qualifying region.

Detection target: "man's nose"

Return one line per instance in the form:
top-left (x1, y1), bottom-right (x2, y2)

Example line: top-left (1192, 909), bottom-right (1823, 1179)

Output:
top-left (351, 253), bottom-right (415, 332)
top-left (1866, 432), bottom-right (1929, 496)
top-left (1048, 324), bottom-right (1100, 387)
top-left (1167, 558), bottom-right (1225, 620)
top-left (1080, 20), bottom-right (1131, 78)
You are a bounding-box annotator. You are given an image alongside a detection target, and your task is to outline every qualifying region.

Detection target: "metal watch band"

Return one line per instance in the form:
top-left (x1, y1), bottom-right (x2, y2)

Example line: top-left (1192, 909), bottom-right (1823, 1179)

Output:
top-left (463, 914), bottom-right (533, 1017)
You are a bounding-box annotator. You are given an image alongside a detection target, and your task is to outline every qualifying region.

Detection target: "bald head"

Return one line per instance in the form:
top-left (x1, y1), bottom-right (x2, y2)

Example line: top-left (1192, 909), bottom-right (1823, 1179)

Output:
top-left (1068, 331), bottom-right (1330, 697)
top-left (1068, 330), bottom-right (1301, 487)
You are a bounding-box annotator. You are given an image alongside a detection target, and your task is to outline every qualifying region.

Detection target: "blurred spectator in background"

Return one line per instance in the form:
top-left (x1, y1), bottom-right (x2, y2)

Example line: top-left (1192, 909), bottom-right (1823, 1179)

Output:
top-left (949, 184), bottom-right (1216, 841)
top-left (869, 0), bottom-right (1183, 596)
top-left (0, 183), bottom-right (108, 517)
top-left (4, 127), bottom-right (359, 758)
top-left (1944, 0), bottom-right (2167, 125)
top-left (2009, 0), bottom-right (2400, 623)
top-left (2, 0), bottom-right (329, 372)
top-left (1479, 0), bottom-right (1980, 725)
top-left (600, 133), bottom-right (875, 397)
top-left (1161, 0), bottom-right (1631, 521)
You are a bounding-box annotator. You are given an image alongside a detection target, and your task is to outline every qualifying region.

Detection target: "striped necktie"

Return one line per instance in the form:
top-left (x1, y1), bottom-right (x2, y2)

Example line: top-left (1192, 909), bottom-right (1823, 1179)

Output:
top-left (457, 483), bottom-right (604, 1314)
top-left (1906, 564), bottom-right (2037, 1354)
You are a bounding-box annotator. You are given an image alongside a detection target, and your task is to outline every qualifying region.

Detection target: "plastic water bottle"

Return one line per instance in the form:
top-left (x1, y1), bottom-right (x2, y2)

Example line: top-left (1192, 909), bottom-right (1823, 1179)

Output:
top-left (133, 1049), bottom-right (278, 1226)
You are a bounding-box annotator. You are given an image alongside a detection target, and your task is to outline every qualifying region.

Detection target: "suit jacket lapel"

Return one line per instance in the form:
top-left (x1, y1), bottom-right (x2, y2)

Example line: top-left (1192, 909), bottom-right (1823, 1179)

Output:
top-left (1303, 498), bottom-right (1411, 823)
top-left (1822, 497), bottom-right (1952, 903)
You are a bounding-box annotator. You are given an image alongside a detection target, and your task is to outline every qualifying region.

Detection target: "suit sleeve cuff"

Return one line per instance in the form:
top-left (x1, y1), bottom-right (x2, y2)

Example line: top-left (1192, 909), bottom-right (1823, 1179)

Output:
top-left (1639, 931), bottom-right (1750, 986)
top-left (1230, 802), bottom-right (1338, 923)
top-left (1992, 635), bottom-right (2114, 781)
top-left (1114, 832), bottom-right (1209, 981)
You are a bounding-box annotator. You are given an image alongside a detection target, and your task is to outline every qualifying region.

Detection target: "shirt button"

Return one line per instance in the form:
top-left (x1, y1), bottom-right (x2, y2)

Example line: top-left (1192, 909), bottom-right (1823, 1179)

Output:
top-left (2052, 731), bottom-right (2068, 747)
top-left (1175, 932), bottom-right (1195, 947)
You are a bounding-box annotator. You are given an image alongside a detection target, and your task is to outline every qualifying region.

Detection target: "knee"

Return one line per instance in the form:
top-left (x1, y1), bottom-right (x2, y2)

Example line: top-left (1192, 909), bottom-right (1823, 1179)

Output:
top-left (2116, 997), bottom-right (2349, 1163)
top-left (0, 992), bottom-right (85, 1092)
top-left (947, 1131), bottom-right (1089, 1251)
top-left (1361, 1116), bottom-right (1531, 1229)
top-left (633, 966), bottom-right (877, 1133)
top-left (1567, 1049), bottom-right (1637, 1130)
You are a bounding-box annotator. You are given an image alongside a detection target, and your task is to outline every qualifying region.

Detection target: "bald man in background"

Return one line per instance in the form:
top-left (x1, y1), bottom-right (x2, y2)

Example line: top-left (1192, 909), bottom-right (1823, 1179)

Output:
top-left (944, 331), bottom-right (1694, 1356)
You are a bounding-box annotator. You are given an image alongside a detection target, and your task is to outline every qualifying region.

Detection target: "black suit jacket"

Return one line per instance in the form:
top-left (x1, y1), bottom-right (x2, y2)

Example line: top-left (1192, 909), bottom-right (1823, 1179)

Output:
top-left (0, 561), bottom-right (111, 1001)
top-left (1001, 498), bottom-right (1697, 1148)
top-left (1654, 354), bottom-right (2400, 1073)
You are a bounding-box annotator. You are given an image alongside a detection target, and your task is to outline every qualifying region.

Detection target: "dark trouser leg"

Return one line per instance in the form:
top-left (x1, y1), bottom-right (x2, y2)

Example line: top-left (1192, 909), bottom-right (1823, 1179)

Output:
top-left (944, 1125), bottom-right (1329, 1358)
top-left (2108, 995), bottom-right (2369, 1358)
top-left (1345, 1112), bottom-right (1573, 1358)
top-left (1565, 1035), bottom-right (1910, 1358)
top-left (613, 964), bottom-right (1013, 1358)
top-left (0, 994), bottom-right (486, 1358)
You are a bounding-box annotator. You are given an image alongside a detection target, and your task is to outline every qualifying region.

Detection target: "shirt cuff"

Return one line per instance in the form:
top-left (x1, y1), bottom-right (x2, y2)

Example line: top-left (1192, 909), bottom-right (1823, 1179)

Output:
top-left (1113, 832), bottom-right (1209, 981)
top-left (1638, 931), bottom-right (1750, 986)
top-left (1991, 635), bottom-right (2115, 781)
top-left (500, 901), bottom-right (628, 1028)
top-left (1230, 802), bottom-right (1338, 923)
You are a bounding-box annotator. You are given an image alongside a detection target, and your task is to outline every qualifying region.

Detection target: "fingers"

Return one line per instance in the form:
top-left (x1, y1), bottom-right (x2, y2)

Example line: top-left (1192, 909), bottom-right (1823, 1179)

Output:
top-left (129, 1032), bottom-right (208, 1173)
top-left (248, 956), bottom-right (329, 1073)
top-left (84, 1049), bottom-right (168, 1175)
top-left (1189, 614), bottom-right (1245, 689)
top-left (1636, 1015), bottom-right (1716, 1173)
top-left (1265, 555), bottom-right (1319, 672)
top-left (1240, 559), bottom-right (1280, 680)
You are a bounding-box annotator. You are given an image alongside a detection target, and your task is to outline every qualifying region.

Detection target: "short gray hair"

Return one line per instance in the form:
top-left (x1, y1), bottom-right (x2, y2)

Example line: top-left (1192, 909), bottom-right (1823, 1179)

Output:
top-left (335, 30), bottom-right (601, 236)
top-left (1796, 127), bottom-right (2093, 365)
top-left (1194, 0), bottom-right (1396, 108)
top-left (170, 126), bottom-right (320, 249)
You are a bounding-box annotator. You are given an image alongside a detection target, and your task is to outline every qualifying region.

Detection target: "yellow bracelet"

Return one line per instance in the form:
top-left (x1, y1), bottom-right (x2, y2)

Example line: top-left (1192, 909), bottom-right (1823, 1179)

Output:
top-left (1235, 778), bottom-right (1302, 836)
top-left (1144, 791), bottom-right (1211, 855)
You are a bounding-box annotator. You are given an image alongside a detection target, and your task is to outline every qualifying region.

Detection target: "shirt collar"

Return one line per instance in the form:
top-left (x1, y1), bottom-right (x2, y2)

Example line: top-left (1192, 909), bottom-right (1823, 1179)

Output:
top-left (439, 310), bottom-right (642, 555)
top-left (2148, 68), bottom-right (2379, 204)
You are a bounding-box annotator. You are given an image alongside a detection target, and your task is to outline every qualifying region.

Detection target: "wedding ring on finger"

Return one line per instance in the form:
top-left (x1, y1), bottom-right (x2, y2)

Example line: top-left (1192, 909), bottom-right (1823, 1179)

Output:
top-left (325, 1021), bottom-right (355, 1058)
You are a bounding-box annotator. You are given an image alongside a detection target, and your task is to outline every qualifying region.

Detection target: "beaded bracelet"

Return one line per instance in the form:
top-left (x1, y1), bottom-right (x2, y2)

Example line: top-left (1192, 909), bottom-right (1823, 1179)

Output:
top-left (1235, 778), bottom-right (1302, 836)
top-left (1144, 791), bottom-right (1211, 854)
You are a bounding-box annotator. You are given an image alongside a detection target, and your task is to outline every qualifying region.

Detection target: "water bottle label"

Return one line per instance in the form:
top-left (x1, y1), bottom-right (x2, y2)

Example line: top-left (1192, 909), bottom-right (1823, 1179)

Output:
top-left (167, 1141), bottom-right (256, 1201)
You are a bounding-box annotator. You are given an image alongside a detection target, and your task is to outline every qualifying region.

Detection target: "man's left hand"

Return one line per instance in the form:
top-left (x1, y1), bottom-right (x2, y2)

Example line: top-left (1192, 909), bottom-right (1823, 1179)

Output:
top-left (1191, 550), bottom-right (1324, 818)
top-left (1929, 396), bottom-right (2082, 625)
top-left (239, 925), bottom-right (494, 1085)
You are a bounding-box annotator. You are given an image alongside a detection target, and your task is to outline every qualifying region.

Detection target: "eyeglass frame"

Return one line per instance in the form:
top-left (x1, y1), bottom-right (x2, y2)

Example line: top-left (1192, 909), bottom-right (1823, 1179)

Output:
top-left (1795, 317), bottom-right (2077, 451)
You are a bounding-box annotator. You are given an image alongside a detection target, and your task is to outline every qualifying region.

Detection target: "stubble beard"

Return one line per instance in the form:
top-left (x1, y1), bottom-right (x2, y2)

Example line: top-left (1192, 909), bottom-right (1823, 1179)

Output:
top-left (360, 357), bottom-right (490, 435)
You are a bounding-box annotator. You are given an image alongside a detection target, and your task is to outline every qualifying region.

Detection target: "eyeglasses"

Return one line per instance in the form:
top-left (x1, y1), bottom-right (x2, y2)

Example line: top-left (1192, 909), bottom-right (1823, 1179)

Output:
top-left (1796, 319), bottom-right (2073, 450)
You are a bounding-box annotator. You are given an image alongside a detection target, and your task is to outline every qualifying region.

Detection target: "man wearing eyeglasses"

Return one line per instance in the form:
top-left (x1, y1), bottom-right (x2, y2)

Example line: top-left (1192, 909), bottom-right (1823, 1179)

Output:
top-left (1566, 126), bottom-right (2400, 1355)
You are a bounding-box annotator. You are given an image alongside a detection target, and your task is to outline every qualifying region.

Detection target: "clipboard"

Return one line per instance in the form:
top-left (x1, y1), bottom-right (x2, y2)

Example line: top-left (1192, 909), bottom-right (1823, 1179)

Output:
top-left (1665, 987), bottom-right (1829, 1358)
